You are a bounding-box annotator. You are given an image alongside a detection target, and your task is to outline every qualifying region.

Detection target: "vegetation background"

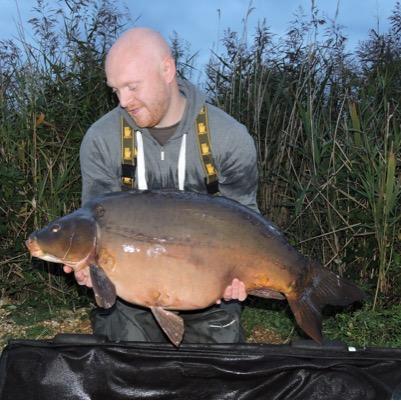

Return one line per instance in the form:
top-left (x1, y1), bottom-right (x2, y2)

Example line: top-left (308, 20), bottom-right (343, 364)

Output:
top-left (1, 0), bottom-right (401, 347)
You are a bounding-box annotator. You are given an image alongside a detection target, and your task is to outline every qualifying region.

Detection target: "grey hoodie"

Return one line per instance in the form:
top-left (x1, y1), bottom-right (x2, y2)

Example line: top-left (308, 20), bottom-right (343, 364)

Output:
top-left (80, 79), bottom-right (259, 211)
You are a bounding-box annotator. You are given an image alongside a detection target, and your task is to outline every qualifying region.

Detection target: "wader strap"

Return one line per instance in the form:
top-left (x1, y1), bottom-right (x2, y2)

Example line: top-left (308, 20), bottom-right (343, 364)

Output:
top-left (196, 105), bottom-right (219, 195)
top-left (121, 116), bottom-right (137, 190)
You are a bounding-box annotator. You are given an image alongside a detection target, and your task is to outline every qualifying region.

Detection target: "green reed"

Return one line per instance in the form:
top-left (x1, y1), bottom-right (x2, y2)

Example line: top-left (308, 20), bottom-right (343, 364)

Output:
top-left (206, 4), bottom-right (401, 306)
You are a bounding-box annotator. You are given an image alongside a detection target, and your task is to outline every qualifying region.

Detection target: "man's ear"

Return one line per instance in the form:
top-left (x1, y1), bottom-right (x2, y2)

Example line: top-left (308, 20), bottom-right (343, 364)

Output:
top-left (161, 56), bottom-right (176, 83)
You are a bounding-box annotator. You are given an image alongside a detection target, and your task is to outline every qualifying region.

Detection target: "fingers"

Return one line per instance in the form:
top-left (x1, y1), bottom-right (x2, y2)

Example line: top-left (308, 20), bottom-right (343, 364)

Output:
top-left (63, 265), bottom-right (73, 274)
top-left (223, 284), bottom-right (233, 301)
top-left (236, 279), bottom-right (247, 301)
top-left (63, 265), bottom-right (92, 288)
top-left (76, 267), bottom-right (92, 287)
top-left (216, 278), bottom-right (247, 304)
top-left (75, 269), bottom-right (87, 286)
top-left (231, 279), bottom-right (241, 300)
top-left (228, 278), bottom-right (247, 301)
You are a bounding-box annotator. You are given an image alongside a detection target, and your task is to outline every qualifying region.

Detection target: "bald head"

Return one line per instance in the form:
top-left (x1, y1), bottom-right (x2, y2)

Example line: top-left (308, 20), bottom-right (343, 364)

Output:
top-left (106, 27), bottom-right (173, 70)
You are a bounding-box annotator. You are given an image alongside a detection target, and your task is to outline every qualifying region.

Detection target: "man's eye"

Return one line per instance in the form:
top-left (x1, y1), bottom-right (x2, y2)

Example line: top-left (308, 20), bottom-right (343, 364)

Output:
top-left (128, 86), bottom-right (137, 91)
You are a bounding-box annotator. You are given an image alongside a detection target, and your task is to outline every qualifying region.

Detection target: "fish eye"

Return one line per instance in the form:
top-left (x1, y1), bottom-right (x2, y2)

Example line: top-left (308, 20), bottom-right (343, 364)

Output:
top-left (51, 224), bottom-right (61, 233)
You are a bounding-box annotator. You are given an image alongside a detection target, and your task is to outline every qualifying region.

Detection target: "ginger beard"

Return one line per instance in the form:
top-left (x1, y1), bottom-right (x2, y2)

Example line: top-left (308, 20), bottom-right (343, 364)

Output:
top-left (124, 83), bottom-right (171, 128)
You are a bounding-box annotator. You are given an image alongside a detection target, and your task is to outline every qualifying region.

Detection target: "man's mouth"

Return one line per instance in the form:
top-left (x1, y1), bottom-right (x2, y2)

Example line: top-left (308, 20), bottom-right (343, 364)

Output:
top-left (127, 107), bottom-right (142, 116)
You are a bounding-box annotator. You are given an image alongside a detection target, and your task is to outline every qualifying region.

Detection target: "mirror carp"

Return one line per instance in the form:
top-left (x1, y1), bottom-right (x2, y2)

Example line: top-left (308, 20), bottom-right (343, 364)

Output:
top-left (26, 190), bottom-right (365, 346)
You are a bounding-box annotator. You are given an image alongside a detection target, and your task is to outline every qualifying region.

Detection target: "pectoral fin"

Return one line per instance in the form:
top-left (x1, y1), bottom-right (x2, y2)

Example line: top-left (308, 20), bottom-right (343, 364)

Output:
top-left (248, 288), bottom-right (285, 300)
top-left (89, 264), bottom-right (117, 309)
top-left (150, 306), bottom-right (184, 347)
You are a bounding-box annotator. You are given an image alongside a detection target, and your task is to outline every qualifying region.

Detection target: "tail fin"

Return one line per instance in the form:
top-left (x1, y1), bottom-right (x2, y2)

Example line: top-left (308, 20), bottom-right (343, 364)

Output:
top-left (287, 263), bottom-right (366, 343)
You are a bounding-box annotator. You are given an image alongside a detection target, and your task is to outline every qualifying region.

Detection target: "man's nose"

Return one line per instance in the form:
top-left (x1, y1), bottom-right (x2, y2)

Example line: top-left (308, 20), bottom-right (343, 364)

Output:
top-left (118, 88), bottom-right (134, 108)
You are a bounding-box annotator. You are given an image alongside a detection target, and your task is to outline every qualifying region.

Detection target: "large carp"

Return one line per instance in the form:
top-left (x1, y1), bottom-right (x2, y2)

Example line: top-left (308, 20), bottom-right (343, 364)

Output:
top-left (26, 190), bottom-right (365, 346)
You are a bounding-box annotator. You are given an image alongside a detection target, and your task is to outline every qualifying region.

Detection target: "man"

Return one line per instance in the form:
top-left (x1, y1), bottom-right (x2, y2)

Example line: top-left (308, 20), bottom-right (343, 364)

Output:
top-left (64, 27), bottom-right (258, 343)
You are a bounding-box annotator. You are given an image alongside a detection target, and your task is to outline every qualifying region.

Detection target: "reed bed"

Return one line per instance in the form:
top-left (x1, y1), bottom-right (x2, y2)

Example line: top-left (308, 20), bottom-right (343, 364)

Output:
top-left (206, 4), bottom-right (401, 308)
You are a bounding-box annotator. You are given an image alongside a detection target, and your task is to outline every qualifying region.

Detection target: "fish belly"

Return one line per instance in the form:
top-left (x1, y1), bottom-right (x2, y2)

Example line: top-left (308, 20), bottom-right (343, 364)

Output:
top-left (98, 242), bottom-right (238, 310)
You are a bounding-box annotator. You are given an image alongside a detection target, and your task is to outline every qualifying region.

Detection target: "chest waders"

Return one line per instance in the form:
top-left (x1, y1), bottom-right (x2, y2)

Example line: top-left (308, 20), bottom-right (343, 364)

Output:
top-left (90, 105), bottom-right (243, 344)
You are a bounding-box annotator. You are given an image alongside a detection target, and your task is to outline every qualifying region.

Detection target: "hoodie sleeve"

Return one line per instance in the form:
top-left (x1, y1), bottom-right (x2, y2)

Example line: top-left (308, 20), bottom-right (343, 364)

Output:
top-left (215, 122), bottom-right (259, 213)
top-left (80, 126), bottom-right (121, 205)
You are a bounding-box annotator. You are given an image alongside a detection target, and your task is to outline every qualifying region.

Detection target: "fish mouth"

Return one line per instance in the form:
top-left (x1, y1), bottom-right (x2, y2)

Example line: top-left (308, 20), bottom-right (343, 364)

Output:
top-left (26, 237), bottom-right (44, 257)
top-left (26, 237), bottom-right (64, 264)
top-left (26, 235), bottom-right (96, 269)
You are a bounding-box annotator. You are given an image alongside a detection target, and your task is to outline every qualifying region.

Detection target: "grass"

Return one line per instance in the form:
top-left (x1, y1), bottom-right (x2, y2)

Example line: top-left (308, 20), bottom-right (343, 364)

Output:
top-left (323, 303), bottom-right (401, 348)
top-left (0, 298), bottom-right (91, 350)
top-left (242, 299), bottom-right (294, 343)
top-left (243, 300), bottom-right (401, 348)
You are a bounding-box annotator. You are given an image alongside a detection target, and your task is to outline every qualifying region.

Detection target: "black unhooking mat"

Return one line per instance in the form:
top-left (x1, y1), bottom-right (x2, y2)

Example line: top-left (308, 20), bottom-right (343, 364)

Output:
top-left (0, 334), bottom-right (401, 399)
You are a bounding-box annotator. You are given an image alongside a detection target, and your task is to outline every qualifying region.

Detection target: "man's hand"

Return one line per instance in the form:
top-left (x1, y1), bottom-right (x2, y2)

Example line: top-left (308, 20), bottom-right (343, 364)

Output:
top-left (216, 278), bottom-right (247, 304)
top-left (63, 265), bottom-right (93, 288)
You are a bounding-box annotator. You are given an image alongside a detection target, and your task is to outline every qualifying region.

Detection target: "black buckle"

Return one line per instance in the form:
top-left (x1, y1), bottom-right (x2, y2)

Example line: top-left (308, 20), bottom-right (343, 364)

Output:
top-left (121, 163), bottom-right (136, 178)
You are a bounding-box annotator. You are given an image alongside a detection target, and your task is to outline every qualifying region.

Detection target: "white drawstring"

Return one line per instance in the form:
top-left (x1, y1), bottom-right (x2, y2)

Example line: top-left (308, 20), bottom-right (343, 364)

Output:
top-left (136, 131), bottom-right (148, 190)
top-left (178, 133), bottom-right (187, 191)
top-left (135, 131), bottom-right (187, 191)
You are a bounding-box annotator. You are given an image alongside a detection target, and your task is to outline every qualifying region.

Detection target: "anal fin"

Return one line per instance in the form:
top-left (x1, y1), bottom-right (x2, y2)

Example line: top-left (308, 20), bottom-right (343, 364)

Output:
top-left (90, 264), bottom-right (117, 309)
top-left (248, 288), bottom-right (285, 300)
top-left (151, 306), bottom-right (184, 347)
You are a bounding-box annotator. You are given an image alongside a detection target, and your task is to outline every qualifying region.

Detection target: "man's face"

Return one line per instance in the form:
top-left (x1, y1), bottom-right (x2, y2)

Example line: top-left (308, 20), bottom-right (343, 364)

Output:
top-left (106, 56), bottom-right (170, 128)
